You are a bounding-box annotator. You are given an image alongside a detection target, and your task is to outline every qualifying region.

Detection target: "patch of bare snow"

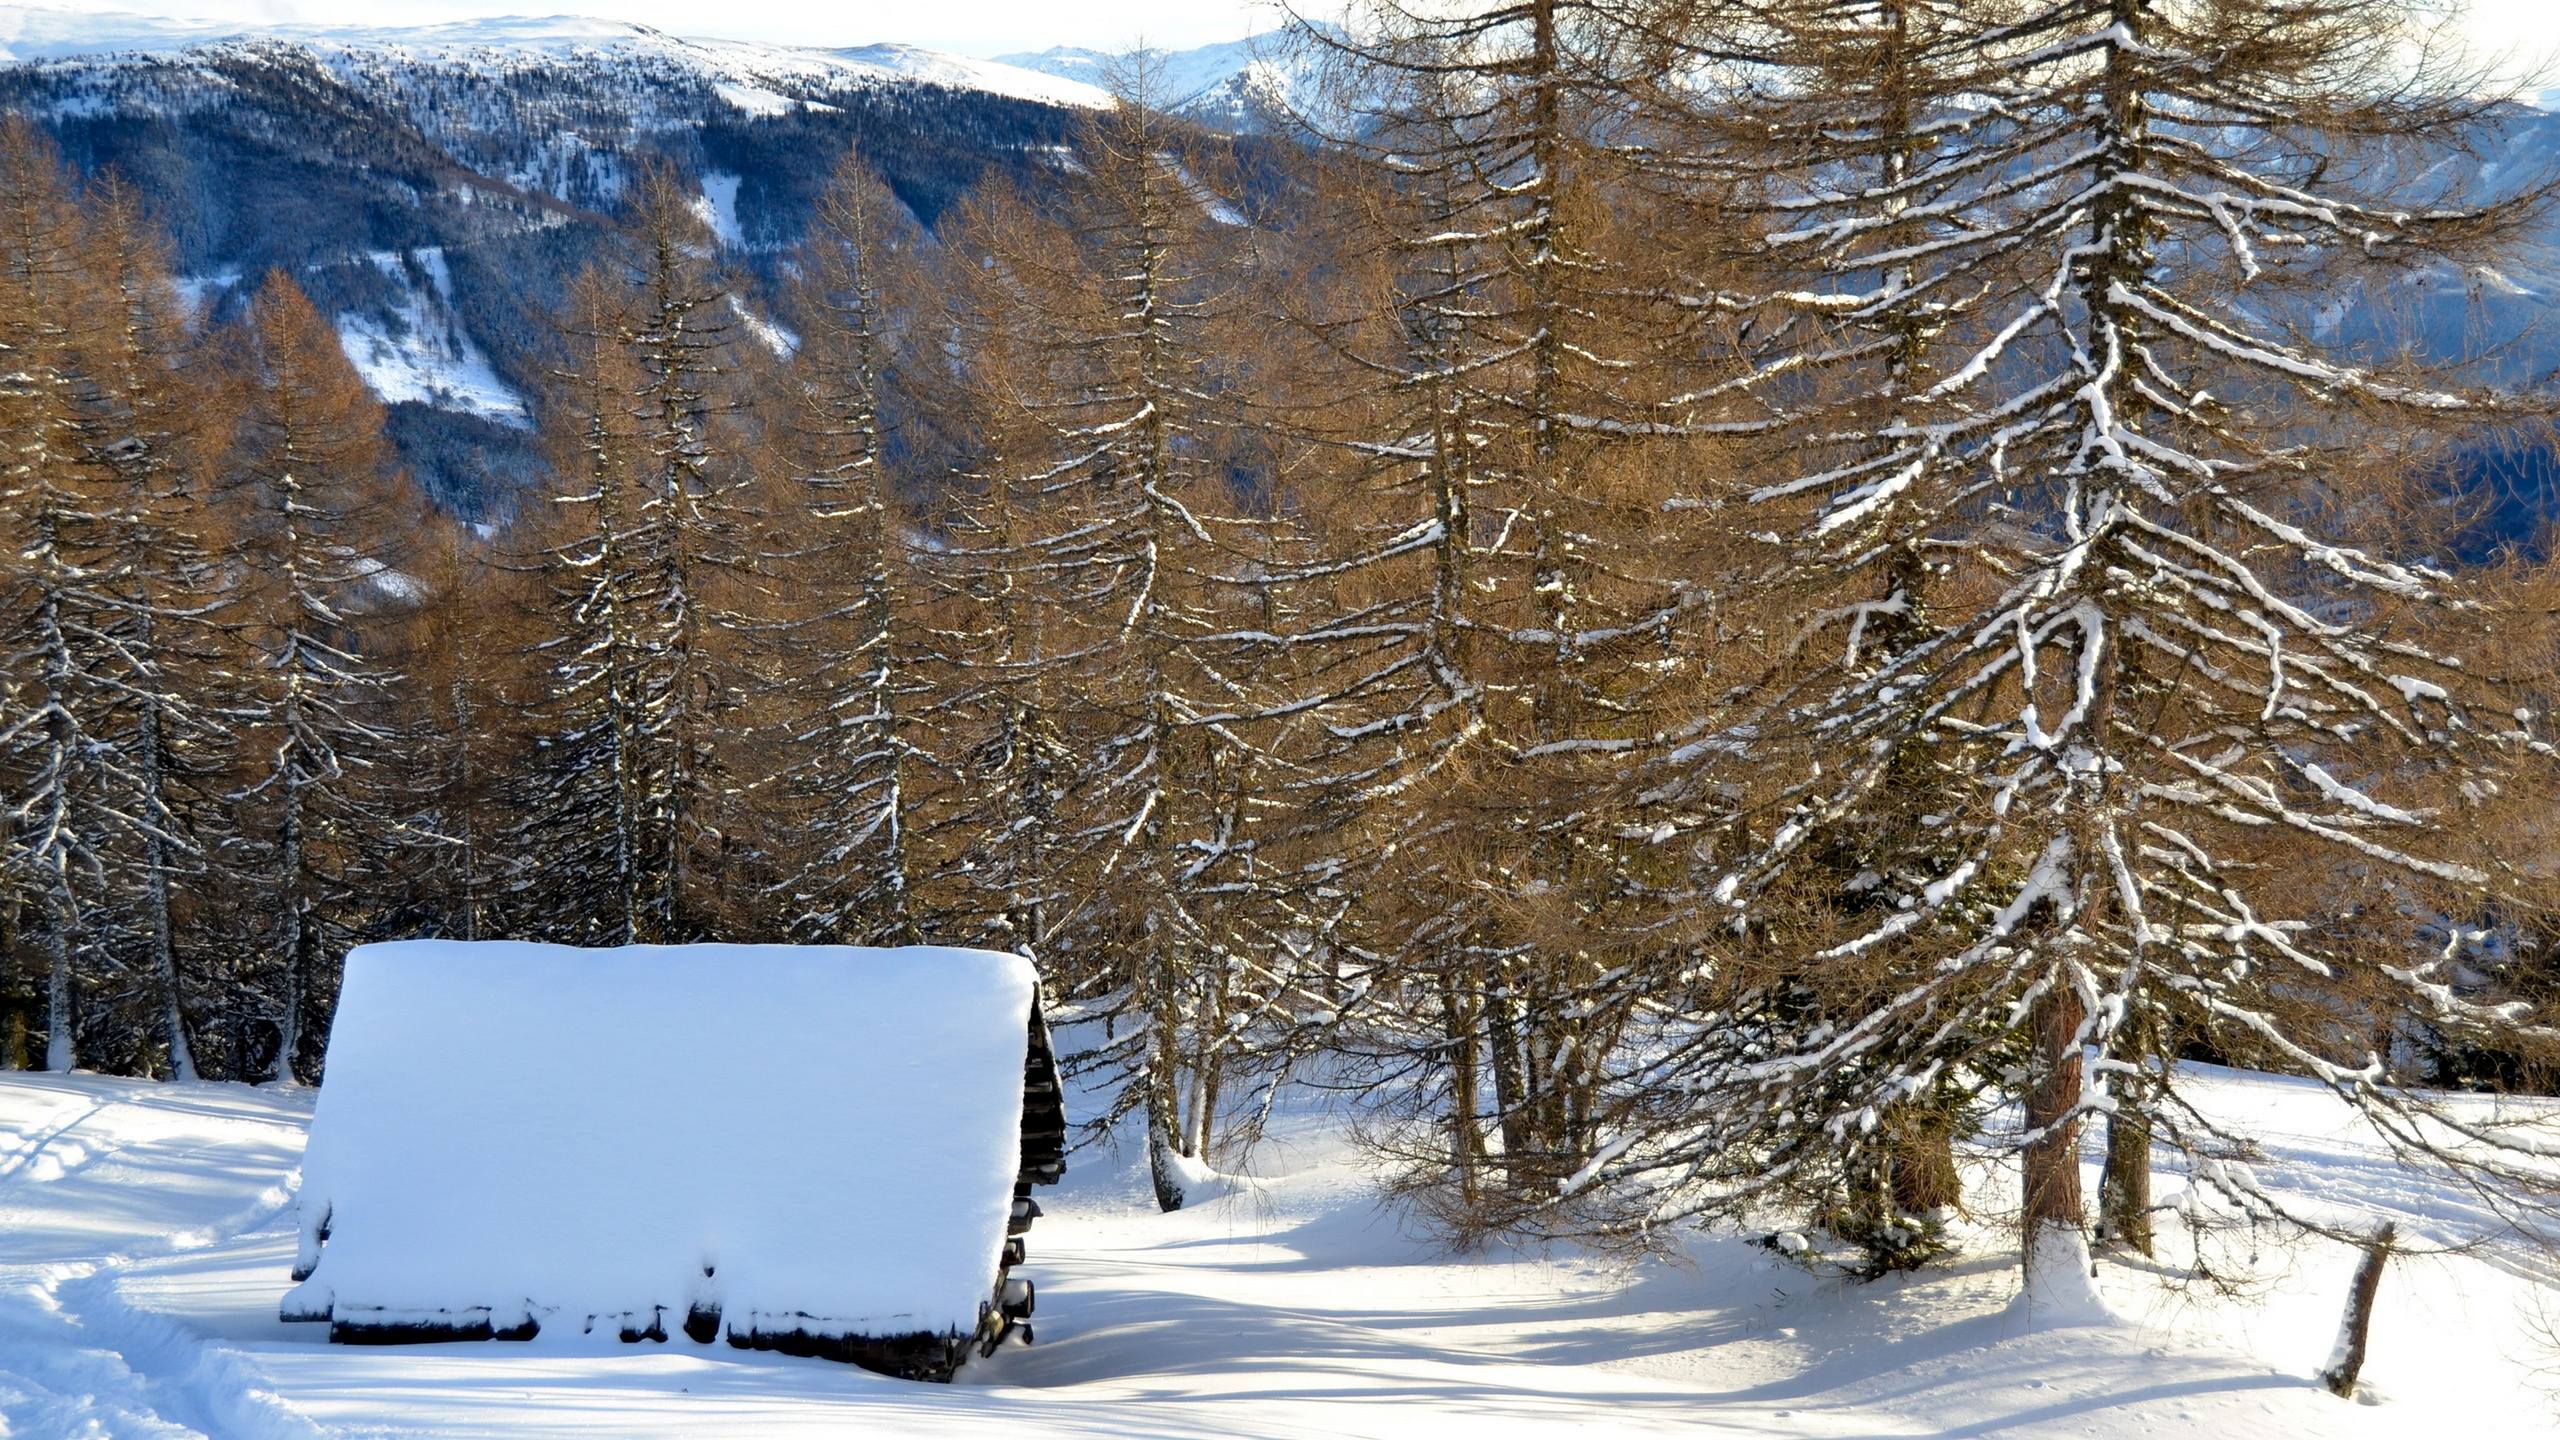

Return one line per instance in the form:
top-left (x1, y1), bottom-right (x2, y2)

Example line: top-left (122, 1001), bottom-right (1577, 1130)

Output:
top-left (332, 249), bottom-right (529, 427)
top-left (697, 172), bottom-right (747, 249)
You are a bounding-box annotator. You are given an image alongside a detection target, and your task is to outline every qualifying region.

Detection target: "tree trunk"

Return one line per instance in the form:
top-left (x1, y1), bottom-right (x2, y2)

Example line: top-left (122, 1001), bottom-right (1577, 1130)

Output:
top-left (1445, 966), bottom-right (1481, 1203)
top-left (1891, 1103), bottom-right (1963, 1217)
top-left (1189, 971), bottom-right (1222, 1159)
top-left (1, 890), bottom-right (20, 1070)
top-left (1146, 1099), bottom-right (1188, 1214)
top-left (2020, 986), bottom-right (2088, 1285)
top-left (273, 908), bottom-right (303, 1084)
top-left (2099, 1108), bottom-right (2153, 1255)
top-left (141, 818), bottom-right (195, 1080)
top-left (42, 873), bottom-right (73, 1072)
top-left (1485, 979), bottom-right (1531, 1177)
top-left (272, 787), bottom-right (306, 1084)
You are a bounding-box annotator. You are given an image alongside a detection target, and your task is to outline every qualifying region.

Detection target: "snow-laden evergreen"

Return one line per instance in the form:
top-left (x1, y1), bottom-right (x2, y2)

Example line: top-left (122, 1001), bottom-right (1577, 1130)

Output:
top-left (1575, 0), bottom-right (2560, 1279)
top-left (767, 157), bottom-right (923, 947)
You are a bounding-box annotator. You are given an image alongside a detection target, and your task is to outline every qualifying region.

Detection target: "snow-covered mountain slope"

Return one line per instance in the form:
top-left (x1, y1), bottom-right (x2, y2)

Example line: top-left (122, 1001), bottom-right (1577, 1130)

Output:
top-left (0, 1061), bottom-right (2551, 1438)
top-left (0, 8), bottom-right (1108, 109)
top-left (11, 7), bottom-right (2553, 528)
top-left (0, 6), bottom-right (1113, 513)
top-left (334, 248), bottom-right (532, 428)
top-left (997, 27), bottom-right (1330, 131)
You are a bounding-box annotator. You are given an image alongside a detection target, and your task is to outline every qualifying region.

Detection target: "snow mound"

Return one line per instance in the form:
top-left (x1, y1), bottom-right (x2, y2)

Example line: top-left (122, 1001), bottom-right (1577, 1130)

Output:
top-left (2015, 1222), bottom-right (2117, 1327)
top-left (824, 43), bottom-right (1113, 109)
top-left (285, 941), bottom-right (1038, 1345)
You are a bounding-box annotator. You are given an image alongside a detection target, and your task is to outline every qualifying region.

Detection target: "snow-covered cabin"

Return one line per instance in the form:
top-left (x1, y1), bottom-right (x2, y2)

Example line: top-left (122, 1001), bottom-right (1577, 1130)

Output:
top-left (281, 941), bottom-right (1067, 1380)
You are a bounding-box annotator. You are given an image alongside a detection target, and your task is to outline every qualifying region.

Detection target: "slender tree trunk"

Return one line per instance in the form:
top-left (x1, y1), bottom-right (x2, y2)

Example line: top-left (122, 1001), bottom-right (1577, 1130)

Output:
top-left (2099, 1108), bottom-right (2154, 1255)
top-left (1485, 978), bottom-right (1530, 1172)
top-left (1188, 974), bottom-right (1222, 1160)
top-left (41, 869), bottom-right (73, 1072)
top-left (138, 702), bottom-right (196, 1081)
top-left (143, 842), bottom-right (193, 1081)
top-left (1196, 1051), bottom-right (1223, 1163)
top-left (1445, 965), bottom-right (1481, 1202)
top-left (36, 588), bottom-right (77, 1073)
top-left (272, 787), bottom-right (305, 1084)
top-left (2, 889), bottom-right (22, 1069)
top-left (1145, 1066), bottom-right (1188, 1213)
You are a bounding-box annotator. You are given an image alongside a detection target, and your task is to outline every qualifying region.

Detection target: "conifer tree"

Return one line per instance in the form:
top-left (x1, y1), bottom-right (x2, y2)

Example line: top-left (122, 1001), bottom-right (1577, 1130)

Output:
top-left (524, 169), bottom-right (759, 944)
top-left (231, 273), bottom-right (416, 1082)
top-left (936, 74), bottom-right (1283, 1206)
top-left (395, 527), bottom-right (535, 947)
top-left (70, 173), bottom-right (232, 1079)
top-left (1577, 0), bottom-right (2560, 1291)
top-left (903, 205), bottom-right (1081, 966)
top-left (1292, 0), bottom-right (1755, 1216)
top-left (769, 155), bottom-right (925, 945)
top-left (0, 118), bottom-right (122, 1071)
top-left (522, 268), bottom-right (657, 945)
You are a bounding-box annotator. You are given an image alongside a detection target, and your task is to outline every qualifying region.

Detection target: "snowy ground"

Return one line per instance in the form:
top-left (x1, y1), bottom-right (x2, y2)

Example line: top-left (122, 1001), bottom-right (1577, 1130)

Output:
top-left (0, 1064), bottom-right (2553, 1438)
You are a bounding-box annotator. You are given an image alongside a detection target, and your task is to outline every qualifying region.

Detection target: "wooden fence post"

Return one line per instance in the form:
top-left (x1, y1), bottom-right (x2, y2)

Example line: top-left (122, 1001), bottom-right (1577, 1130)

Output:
top-left (2320, 1222), bottom-right (2397, 1398)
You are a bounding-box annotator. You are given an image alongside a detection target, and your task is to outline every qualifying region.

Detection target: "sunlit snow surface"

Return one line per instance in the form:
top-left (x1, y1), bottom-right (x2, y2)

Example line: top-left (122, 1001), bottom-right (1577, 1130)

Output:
top-left (0, 1059), bottom-right (2552, 1438)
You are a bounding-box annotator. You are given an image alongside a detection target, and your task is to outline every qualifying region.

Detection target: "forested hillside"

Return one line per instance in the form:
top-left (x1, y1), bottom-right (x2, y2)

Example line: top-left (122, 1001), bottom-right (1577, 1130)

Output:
top-left (2, 0), bottom-right (2557, 1314)
top-left (0, 11), bottom-right (1120, 513)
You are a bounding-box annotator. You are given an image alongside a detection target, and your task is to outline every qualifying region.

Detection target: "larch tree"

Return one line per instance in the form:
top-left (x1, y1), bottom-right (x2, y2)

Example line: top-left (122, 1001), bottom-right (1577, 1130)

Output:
top-left (768, 154), bottom-right (926, 946)
top-left (1578, 0), bottom-right (2009, 1270)
top-left (394, 525), bottom-right (537, 947)
top-left (525, 169), bottom-right (759, 944)
top-left (0, 117), bottom-right (125, 1072)
top-left (1291, 0), bottom-right (1757, 1222)
top-left (70, 172), bottom-right (232, 1080)
top-left (936, 70), bottom-right (1282, 1208)
top-left (910, 219), bottom-right (1073, 964)
top-left (616, 167), bottom-right (759, 941)
top-left (1576, 0), bottom-right (2560, 1294)
top-left (230, 273), bottom-right (417, 1083)
top-left (521, 267), bottom-right (654, 945)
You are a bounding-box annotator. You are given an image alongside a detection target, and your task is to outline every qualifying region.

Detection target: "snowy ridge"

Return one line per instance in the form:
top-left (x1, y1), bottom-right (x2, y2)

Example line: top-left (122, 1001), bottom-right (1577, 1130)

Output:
top-left (0, 7), bottom-right (1111, 112)
top-left (996, 26), bottom-right (1330, 128)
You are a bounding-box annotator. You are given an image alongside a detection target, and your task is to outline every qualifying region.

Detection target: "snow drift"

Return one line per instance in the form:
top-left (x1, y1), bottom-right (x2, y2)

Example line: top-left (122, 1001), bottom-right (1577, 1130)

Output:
top-left (284, 941), bottom-right (1040, 1353)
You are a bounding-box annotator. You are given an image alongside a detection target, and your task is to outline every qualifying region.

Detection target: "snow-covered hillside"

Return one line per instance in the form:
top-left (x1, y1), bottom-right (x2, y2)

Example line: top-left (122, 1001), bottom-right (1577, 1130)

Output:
top-left (0, 5), bottom-right (1122, 510)
top-left (0, 1060), bottom-right (2551, 1438)
top-left (333, 249), bottom-right (532, 427)
top-left (0, 8), bottom-right (1108, 111)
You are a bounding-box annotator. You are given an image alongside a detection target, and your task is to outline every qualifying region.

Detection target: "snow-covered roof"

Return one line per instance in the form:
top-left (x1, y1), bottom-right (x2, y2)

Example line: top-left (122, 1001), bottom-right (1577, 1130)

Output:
top-left (285, 941), bottom-right (1041, 1344)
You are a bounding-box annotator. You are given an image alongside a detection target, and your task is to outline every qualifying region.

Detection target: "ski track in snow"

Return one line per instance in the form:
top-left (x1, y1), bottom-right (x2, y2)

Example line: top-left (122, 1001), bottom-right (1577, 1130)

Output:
top-left (0, 1065), bottom-right (2552, 1438)
top-left (0, 1078), bottom-right (316, 1438)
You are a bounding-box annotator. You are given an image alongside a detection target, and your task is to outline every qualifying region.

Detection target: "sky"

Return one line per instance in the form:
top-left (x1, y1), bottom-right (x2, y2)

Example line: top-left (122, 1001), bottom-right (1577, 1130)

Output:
top-left (8, 0), bottom-right (2560, 74)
